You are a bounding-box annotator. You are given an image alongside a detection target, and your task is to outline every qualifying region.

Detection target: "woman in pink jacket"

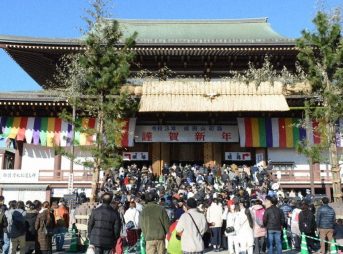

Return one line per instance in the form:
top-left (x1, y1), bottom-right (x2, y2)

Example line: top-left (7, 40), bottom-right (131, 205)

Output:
top-left (251, 200), bottom-right (267, 254)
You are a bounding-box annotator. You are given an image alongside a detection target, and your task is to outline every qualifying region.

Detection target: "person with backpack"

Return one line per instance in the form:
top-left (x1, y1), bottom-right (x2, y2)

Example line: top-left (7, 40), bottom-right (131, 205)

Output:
top-left (53, 202), bottom-right (69, 252)
top-left (24, 202), bottom-right (38, 254)
top-left (299, 201), bottom-right (317, 252)
top-left (124, 200), bottom-right (141, 247)
top-left (35, 201), bottom-right (55, 254)
top-left (5, 200), bottom-right (26, 254)
top-left (251, 200), bottom-right (266, 254)
top-left (175, 198), bottom-right (208, 254)
top-left (279, 198), bottom-right (293, 248)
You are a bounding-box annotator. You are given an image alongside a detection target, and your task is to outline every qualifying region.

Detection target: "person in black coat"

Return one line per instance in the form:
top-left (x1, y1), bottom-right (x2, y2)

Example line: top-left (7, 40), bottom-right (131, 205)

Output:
top-left (263, 196), bottom-right (285, 254)
top-left (88, 193), bottom-right (121, 254)
top-left (25, 202), bottom-right (38, 254)
top-left (299, 202), bottom-right (317, 252)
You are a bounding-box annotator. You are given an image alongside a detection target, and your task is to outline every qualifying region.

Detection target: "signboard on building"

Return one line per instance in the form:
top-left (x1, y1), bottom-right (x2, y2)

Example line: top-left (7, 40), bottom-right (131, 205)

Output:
top-left (225, 152), bottom-right (251, 161)
top-left (256, 153), bottom-right (264, 164)
top-left (0, 169), bottom-right (39, 183)
top-left (135, 125), bottom-right (239, 143)
top-left (123, 152), bottom-right (149, 161)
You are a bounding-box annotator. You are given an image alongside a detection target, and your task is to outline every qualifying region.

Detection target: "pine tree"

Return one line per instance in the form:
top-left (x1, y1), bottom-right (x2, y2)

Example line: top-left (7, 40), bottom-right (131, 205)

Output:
top-left (55, 0), bottom-right (138, 201)
top-left (297, 10), bottom-right (343, 202)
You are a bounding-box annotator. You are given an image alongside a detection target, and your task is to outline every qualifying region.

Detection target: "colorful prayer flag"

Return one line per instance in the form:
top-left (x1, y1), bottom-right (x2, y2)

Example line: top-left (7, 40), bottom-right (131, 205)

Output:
top-left (237, 117), bottom-right (320, 148)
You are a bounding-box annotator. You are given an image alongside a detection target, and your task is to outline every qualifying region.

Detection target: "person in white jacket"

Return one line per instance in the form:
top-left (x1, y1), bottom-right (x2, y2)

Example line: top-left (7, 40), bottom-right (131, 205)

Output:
top-left (235, 200), bottom-right (254, 254)
top-left (124, 201), bottom-right (141, 246)
top-left (225, 203), bottom-right (240, 254)
top-left (206, 199), bottom-right (223, 252)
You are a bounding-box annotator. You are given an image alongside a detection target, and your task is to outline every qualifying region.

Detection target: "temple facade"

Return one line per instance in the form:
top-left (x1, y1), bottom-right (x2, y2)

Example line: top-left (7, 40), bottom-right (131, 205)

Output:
top-left (0, 19), bottom-right (341, 201)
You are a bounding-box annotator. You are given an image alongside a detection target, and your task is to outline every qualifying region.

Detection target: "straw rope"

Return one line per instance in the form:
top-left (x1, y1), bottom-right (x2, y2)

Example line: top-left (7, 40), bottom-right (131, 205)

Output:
top-left (139, 80), bottom-right (289, 112)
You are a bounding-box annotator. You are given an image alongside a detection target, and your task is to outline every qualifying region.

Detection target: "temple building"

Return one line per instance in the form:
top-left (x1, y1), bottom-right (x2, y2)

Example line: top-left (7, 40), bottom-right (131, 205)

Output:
top-left (0, 19), bottom-right (341, 201)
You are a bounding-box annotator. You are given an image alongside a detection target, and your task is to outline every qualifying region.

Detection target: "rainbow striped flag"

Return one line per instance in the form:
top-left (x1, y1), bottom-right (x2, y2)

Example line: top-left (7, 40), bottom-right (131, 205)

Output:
top-left (0, 116), bottom-right (97, 147)
top-left (0, 116), bottom-right (136, 148)
top-left (237, 118), bottom-right (320, 148)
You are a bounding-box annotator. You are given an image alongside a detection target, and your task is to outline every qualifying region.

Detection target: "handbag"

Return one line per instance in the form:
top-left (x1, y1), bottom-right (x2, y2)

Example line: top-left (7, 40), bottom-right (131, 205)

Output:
top-left (43, 220), bottom-right (54, 237)
top-left (86, 244), bottom-right (95, 254)
top-left (125, 221), bottom-right (135, 230)
top-left (125, 210), bottom-right (138, 230)
top-left (225, 226), bottom-right (235, 234)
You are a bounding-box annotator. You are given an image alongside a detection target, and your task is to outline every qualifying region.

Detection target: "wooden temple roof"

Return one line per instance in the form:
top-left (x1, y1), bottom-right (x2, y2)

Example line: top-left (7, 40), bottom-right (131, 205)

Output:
top-left (0, 18), bottom-right (298, 89)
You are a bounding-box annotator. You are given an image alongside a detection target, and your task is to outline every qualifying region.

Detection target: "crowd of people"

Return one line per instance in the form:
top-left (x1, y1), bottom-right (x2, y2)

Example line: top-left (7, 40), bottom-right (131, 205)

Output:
top-left (0, 161), bottom-right (342, 254)
top-left (0, 197), bottom-right (69, 254)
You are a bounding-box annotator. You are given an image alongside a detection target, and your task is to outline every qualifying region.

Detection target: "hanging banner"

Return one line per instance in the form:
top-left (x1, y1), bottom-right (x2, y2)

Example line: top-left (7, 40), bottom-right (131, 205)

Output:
top-left (0, 170), bottom-right (39, 184)
top-left (135, 125), bottom-right (239, 143)
top-left (256, 153), bottom-right (264, 164)
top-left (123, 152), bottom-right (149, 161)
top-left (224, 152), bottom-right (251, 161)
top-left (237, 118), bottom-right (321, 148)
top-left (121, 118), bottom-right (136, 147)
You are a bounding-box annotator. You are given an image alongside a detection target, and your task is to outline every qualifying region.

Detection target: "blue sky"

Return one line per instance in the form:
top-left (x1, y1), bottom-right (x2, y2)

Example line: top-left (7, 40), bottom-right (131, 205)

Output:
top-left (0, 0), bottom-right (342, 91)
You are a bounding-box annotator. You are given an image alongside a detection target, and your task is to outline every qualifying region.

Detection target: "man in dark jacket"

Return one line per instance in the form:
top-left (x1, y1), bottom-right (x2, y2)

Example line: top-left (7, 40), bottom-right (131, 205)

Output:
top-left (0, 196), bottom-right (8, 254)
top-left (299, 201), bottom-right (317, 252)
top-left (25, 202), bottom-right (38, 254)
top-left (316, 197), bottom-right (336, 254)
top-left (263, 196), bottom-right (284, 254)
top-left (140, 191), bottom-right (170, 254)
top-left (88, 193), bottom-right (121, 254)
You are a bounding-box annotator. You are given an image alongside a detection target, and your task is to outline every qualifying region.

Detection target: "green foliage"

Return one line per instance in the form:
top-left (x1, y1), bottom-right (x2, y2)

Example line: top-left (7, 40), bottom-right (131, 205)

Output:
top-left (228, 56), bottom-right (306, 86)
top-left (296, 10), bottom-right (343, 162)
top-left (53, 0), bottom-right (138, 171)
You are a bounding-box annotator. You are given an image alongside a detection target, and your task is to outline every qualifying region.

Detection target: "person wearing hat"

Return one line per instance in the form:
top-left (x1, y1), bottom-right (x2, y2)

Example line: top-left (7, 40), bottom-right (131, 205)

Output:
top-left (176, 198), bottom-right (208, 254)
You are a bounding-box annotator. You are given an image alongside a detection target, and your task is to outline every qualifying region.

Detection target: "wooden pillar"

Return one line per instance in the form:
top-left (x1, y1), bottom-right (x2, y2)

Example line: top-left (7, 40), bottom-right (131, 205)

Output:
top-left (0, 151), bottom-right (4, 169)
top-left (213, 143), bottom-right (222, 166)
top-left (161, 143), bottom-right (170, 169)
top-left (54, 153), bottom-right (62, 177)
top-left (14, 140), bottom-right (23, 169)
top-left (45, 188), bottom-right (51, 202)
top-left (325, 185), bottom-right (332, 201)
top-left (152, 142), bottom-right (161, 175)
top-left (204, 143), bottom-right (213, 167)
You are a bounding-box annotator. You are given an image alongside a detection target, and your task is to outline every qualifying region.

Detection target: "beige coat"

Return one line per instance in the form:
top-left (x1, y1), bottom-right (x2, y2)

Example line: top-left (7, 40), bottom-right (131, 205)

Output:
top-left (206, 202), bottom-right (223, 228)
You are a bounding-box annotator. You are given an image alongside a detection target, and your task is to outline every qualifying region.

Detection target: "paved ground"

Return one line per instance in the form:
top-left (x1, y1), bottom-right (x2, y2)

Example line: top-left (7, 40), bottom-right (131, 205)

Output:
top-left (57, 234), bottom-right (300, 254)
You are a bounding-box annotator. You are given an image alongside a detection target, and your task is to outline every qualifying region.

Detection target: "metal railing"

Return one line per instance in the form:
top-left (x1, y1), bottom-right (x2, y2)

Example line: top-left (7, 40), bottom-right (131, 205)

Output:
top-left (38, 169), bottom-right (93, 182)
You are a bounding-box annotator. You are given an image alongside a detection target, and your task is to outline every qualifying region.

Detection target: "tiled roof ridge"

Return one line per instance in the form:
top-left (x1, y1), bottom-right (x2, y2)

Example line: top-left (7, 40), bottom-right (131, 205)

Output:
top-left (115, 18), bottom-right (269, 24)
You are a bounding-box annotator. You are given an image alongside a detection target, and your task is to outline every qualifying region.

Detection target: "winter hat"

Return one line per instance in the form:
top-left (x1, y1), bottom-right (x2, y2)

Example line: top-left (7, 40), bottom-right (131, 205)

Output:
top-left (186, 198), bottom-right (197, 209)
